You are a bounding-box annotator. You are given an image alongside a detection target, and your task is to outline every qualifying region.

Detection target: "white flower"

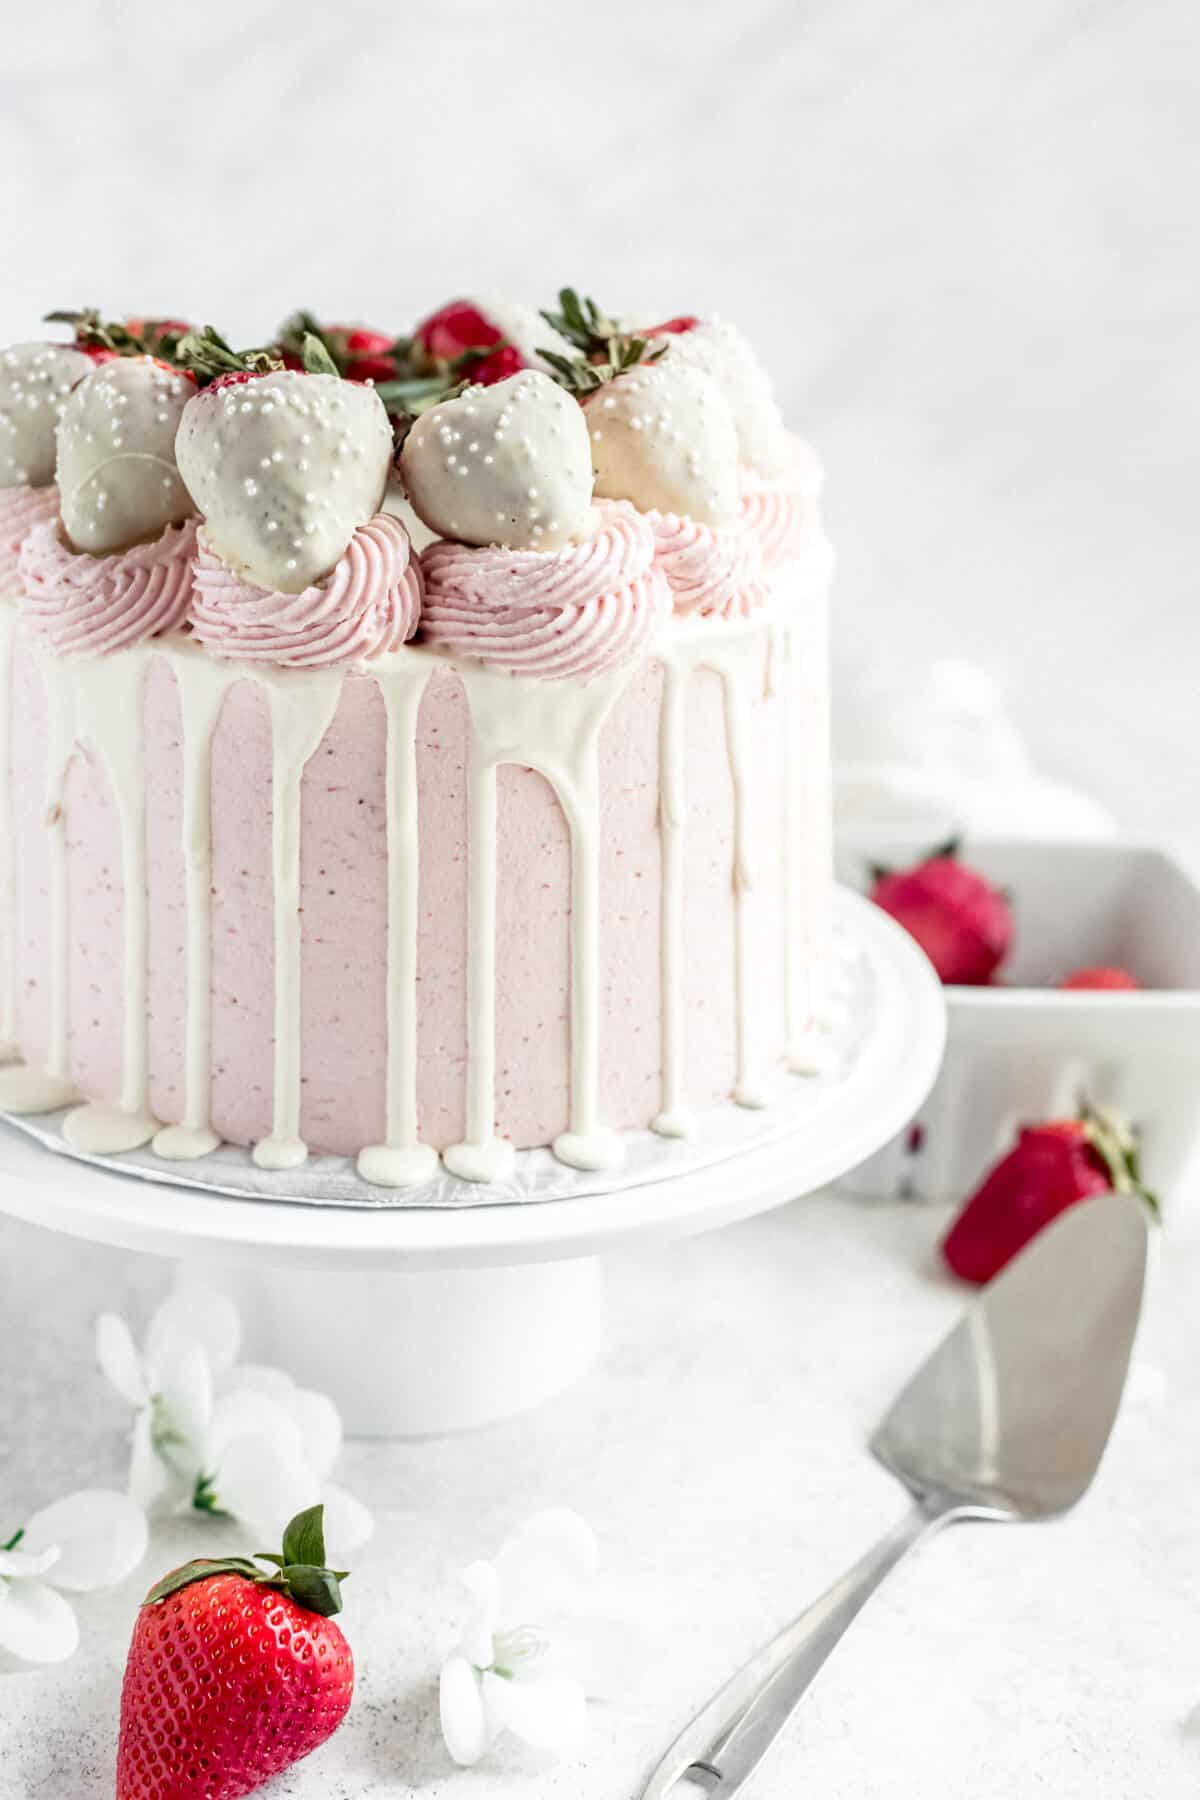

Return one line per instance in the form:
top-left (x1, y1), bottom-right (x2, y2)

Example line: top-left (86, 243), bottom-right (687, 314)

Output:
top-left (0, 1489), bottom-right (147, 1666)
top-left (439, 1508), bottom-right (602, 1767)
top-left (198, 1368), bottom-right (373, 1558)
top-left (98, 1291), bottom-right (372, 1557)
top-left (97, 1287), bottom-right (239, 1514)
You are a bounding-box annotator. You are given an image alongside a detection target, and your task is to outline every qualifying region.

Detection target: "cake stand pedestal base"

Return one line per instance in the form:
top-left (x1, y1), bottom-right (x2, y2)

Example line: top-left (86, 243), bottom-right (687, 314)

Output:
top-left (181, 1257), bottom-right (606, 1437)
top-left (0, 895), bottom-right (944, 1437)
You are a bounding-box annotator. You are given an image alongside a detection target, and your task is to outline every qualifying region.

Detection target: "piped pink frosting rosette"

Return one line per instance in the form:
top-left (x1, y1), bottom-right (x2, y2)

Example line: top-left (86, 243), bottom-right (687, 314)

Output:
top-left (190, 512), bottom-right (422, 670)
top-left (739, 435), bottom-right (825, 570)
top-left (0, 486), bottom-right (64, 597)
top-left (419, 501), bottom-right (670, 680)
top-left (19, 516), bottom-right (197, 655)
top-left (648, 511), bottom-right (770, 621)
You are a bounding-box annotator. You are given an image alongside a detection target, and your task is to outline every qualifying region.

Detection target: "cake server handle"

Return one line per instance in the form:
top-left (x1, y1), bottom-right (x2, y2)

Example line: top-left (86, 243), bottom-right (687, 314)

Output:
top-left (637, 1498), bottom-right (951, 1799)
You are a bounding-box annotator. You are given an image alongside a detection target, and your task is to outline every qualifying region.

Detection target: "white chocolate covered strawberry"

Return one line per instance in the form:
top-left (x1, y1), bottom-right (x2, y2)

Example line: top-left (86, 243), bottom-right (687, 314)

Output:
top-left (638, 315), bottom-right (789, 479)
top-left (175, 368), bottom-right (393, 593)
top-left (0, 343), bottom-right (93, 488)
top-left (400, 370), bottom-right (593, 551)
top-left (584, 360), bottom-right (740, 526)
top-left (56, 357), bottom-right (197, 553)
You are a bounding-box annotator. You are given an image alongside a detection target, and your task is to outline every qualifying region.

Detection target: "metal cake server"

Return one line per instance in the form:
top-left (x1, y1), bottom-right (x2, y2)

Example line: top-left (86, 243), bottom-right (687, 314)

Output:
top-left (640, 1189), bottom-right (1151, 1799)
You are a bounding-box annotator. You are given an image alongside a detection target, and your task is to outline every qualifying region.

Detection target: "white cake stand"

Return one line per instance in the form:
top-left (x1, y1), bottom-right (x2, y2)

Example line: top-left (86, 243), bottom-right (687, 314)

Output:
top-left (0, 893), bottom-right (944, 1436)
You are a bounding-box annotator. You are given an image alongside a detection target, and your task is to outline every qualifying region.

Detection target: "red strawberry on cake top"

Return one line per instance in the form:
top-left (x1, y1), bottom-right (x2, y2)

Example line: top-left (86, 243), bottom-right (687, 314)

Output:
top-left (55, 356), bottom-right (197, 553)
top-left (176, 366), bottom-right (394, 592)
top-left (413, 296), bottom-right (572, 386)
top-left (0, 343), bottom-right (94, 488)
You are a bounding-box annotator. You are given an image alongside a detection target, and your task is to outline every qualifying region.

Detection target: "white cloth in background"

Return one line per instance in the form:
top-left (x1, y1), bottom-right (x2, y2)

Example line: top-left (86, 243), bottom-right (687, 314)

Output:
top-left (833, 656), bottom-right (1116, 841)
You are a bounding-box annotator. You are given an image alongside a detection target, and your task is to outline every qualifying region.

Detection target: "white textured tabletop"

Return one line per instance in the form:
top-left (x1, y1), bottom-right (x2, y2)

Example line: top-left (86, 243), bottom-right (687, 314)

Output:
top-left (1, 1188), bottom-right (1196, 1798)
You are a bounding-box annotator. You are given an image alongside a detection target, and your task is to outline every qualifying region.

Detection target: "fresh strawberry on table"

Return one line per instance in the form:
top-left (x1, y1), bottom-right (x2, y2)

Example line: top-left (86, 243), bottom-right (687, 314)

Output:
top-left (941, 1104), bottom-right (1157, 1283)
top-left (869, 837), bottom-right (1013, 985)
top-left (1059, 965), bottom-right (1140, 991)
top-left (116, 1504), bottom-right (354, 1800)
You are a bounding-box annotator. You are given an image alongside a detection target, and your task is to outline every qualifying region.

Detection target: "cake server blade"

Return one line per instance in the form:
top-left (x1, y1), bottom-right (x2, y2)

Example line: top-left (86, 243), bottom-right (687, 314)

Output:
top-left (638, 1189), bottom-right (1151, 1798)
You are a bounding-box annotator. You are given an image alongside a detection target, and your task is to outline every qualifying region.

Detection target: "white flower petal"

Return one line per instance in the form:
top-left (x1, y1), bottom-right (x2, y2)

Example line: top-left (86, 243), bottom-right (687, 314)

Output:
top-left (22, 1490), bottom-right (148, 1593)
top-left (128, 1410), bottom-right (189, 1517)
top-left (458, 1560), bottom-right (501, 1668)
top-left (221, 1364), bottom-right (296, 1407)
top-left (157, 1346), bottom-right (213, 1478)
top-left (96, 1313), bottom-right (147, 1407)
top-left (205, 1390), bottom-right (304, 1470)
top-left (486, 1670), bottom-right (588, 1758)
top-left (0, 1580), bottom-right (79, 1664)
top-left (319, 1483), bottom-right (374, 1558)
top-left (226, 1371), bottom-right (342, 1479)
top-left (210, 1436), bottom-right (319, 1545)
top-left (0, 1544), bottom-right (61, 1581)
top-left (144, 1287), bottom-right (240, 1387)
top-left (440, 1655), bottom-right (490, 1766)
top-left (495, 1508), bottom-right (599, 1626)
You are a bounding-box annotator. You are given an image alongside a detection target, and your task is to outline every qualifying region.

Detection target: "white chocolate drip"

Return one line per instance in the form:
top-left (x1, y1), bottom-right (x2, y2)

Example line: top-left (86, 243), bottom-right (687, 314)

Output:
top-left (42, 649), bottom-right (75, 1084)
top-left (777, 547), bottom-right (836, 1067)
top-left (153, 642), bottom-right (240, 1161)
top-left (445, 660), bottom-right (632, 1179)
top-left (653, 621), bottom-right (772, 1134)
top-left (0, 605), bottom-right (17, 1061)
top-left (59, 648), bottom-right (159, 1153)
top-left (356, 663), bottom-right (439, 1189)
top-left (2, 548), bottom-right (836, 1175)
top-left (251, 670), bottom-right (342, 1171)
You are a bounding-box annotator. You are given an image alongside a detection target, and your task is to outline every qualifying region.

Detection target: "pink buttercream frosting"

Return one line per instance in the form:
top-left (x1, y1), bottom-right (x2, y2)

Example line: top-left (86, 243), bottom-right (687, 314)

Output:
top-left (739, 435), bottom-right (825, 570)
top-left (190, 512), bottom-right (422, 669)
top-left (648, 511), bottom-right (770, 620)
top-left (0, 485), bottom-right (61, 596)
top-left (420, 500), bottom-right (670, 679)
top-left (19, 516), bottom-right (197, 655)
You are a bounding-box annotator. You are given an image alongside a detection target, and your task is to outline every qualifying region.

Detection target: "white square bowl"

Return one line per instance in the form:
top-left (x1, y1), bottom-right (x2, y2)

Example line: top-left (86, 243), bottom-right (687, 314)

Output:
top-left (833, 833), bottom-right (1200, 1203)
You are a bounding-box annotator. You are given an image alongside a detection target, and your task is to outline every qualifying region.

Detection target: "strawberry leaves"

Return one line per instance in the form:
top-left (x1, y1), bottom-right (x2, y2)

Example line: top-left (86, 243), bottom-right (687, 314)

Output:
top-left (536, 287), bottom-right (667, 396)
top-left (143, 1504), bottom-right (349, 1619)
top-left (301, 332), bottom-right (340, 378)
top-left (175, 325), bottom-right (283, 386)
top-left (1078, 1102), bottom-right (1160, 1217)
top-left (45, 307), bottom-right (193, 365)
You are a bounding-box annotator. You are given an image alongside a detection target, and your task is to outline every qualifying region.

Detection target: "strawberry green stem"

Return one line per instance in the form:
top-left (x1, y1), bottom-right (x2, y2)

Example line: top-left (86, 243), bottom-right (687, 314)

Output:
top-left (144, 1504), bottom-right (349, 1619)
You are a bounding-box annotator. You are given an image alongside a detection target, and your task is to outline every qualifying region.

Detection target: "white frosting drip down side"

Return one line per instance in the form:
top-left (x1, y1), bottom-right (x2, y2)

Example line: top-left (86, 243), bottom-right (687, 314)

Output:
top-left (1, 544), bottom-right (837, 1176)
top-left (356, 662), bottom-right (440, 1189)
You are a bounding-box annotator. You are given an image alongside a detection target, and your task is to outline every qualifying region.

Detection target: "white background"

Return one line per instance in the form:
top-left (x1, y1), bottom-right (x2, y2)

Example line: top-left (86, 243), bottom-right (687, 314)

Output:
top-left (4, 0), bottom-right (1196, 834)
